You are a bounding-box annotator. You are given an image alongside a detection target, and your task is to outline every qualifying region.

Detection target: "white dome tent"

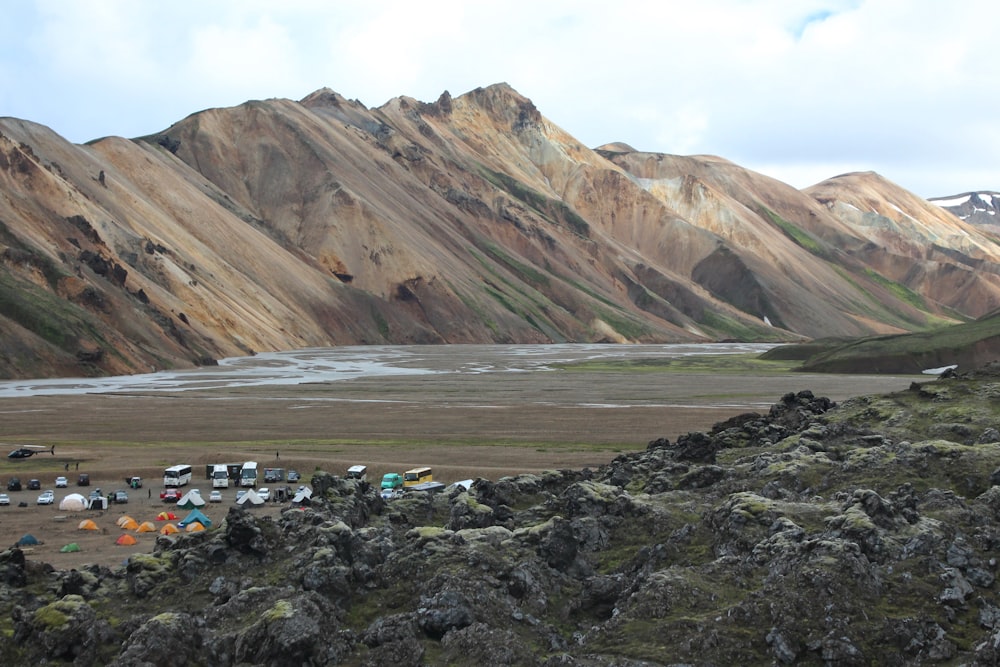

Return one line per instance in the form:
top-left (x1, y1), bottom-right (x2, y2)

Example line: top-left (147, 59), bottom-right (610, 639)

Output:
top-left (59, 493), bottom-right (88, 512)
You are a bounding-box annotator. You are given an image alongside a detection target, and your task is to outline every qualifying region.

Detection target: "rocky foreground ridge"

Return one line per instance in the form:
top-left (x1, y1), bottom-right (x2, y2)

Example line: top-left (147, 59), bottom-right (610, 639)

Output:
top-left (4, 365), bottom-right (1000, 665)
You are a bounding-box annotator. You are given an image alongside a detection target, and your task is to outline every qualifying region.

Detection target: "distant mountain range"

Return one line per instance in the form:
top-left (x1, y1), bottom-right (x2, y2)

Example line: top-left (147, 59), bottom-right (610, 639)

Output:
top-left (1, 83), bottom-right (998, 379)
top-left (930, 191), bottom-right (1000, 236)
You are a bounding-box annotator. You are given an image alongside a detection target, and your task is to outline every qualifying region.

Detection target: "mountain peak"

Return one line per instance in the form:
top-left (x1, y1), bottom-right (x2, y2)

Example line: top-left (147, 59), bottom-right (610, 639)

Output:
top-left (1, 84), bottom-right (999, 379)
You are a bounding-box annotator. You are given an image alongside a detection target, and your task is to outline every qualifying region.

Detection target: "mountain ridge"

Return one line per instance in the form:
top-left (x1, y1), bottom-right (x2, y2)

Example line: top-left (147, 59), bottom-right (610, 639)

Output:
top-left (1, 83), bottom-right (998, 379)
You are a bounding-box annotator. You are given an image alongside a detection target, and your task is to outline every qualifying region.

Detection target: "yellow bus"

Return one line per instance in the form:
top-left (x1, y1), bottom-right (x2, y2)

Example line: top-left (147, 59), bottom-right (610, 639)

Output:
top-left (403, 466), bottom-right (433, 488)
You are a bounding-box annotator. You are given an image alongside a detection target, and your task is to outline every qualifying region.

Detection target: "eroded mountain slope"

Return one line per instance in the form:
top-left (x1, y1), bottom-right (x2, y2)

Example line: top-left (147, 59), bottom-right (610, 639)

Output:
top-left (1, 83), bottom-right (998, 379)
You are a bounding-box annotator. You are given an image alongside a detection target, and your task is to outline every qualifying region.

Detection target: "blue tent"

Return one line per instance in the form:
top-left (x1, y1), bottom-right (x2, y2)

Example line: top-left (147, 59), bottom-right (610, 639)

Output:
top-left (16, 534), bottom-right (39, 546)
top-left (178, 508), bottom-right (211, 528)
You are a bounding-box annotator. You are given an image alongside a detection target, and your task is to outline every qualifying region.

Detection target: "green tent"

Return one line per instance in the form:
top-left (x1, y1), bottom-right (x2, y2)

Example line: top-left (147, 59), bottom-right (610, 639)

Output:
top-left (60, 543), bottom-right (81, 553)
top-left (180, 508), bottom-right (211, 528)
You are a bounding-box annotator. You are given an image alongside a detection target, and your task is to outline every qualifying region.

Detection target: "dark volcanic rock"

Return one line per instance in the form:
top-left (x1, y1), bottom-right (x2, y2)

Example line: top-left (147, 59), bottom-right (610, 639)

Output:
top-left (6, 376), bottom-right (1000, 665)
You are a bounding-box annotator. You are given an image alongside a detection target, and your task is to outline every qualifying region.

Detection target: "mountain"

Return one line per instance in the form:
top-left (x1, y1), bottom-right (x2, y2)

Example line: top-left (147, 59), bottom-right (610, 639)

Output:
top-left (930, 191), bottom-right (1000, 239)
top-left (1, 83), bottom-right (999, 379)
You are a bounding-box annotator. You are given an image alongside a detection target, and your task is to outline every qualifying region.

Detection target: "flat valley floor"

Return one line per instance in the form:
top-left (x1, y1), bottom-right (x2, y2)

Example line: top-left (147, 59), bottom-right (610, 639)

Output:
top-left (0, 348), bottom-right (920, 569)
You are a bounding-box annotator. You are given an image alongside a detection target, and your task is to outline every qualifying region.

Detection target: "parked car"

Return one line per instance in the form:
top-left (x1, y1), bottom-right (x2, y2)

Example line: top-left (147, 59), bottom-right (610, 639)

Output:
top-left (257, 487), bottom-right (270, 502)
top-left (27, 479), bottom-right (41, 490)
top-left (0, 493), bottom-right (10, 505)
top-left (77, 473), bottom-right (90, 486)
top-left (160, 488), bottom-right (180, 503)
top-left (235, 489), bottom-right (247, 502)
top-left (113, 490), bottom-right (128, 504)
top-left (209, 490), bottom-right (222, 503)
top-left (125, 476), bottom-right (143, 489)
top-left (286, 470), bottom-right (300, 482)
top-left (7, 478), bottom-right (21, 491)
top-left (37, 490), bottom-right (54, 505)
top-left (55, 476), bottom-right (68, 488)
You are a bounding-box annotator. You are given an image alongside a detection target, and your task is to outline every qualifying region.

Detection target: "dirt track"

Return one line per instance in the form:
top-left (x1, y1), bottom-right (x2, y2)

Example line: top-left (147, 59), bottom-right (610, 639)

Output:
top-left (0, 349), bottom-right (920, 569)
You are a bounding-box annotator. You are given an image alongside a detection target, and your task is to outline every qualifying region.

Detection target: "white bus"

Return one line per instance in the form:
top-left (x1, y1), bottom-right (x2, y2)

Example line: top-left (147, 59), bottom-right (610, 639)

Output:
top-left (163, 464), bottom-right (193, 488)
top-left (211, 464), bottom-right (230, 489)
top-left (240, 461), bottom-right (258, 488)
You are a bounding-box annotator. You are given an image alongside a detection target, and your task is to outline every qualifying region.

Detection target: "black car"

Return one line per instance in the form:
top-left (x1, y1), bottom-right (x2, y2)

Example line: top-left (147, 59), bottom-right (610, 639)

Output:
top-left (7, 478), bottom-right (21, 492)
top-left (77, 473), bottom-right (90, 486)
top-left (27, 479), bottom-right (41, 490)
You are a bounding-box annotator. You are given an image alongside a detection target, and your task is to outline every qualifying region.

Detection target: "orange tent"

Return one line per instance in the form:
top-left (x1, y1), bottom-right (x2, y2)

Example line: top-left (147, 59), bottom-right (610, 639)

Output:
top-left (118, 517), bottom-right (139, 531)
top-left (116, 516), bottom-right (136, 528)
top-left (159, 523), bottom-right (179, 535)
top-left (77, 519), bottom-right (99, 531)
top-left (135, 521), bottom-right (157, 533)
top-left (115, 534), bottom-right (137, 546)
top-left (185, 522), bottom-right (205, 532)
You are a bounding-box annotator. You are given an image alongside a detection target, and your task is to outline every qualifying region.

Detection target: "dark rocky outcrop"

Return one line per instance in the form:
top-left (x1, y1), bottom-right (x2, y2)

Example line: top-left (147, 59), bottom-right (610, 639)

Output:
top-left (4, 365), bottom-right (1000, 664)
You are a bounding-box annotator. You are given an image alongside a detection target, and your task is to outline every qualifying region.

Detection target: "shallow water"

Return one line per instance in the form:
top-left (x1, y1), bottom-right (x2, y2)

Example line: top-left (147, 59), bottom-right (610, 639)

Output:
top-left (0, 343), bottom-right (773, 398)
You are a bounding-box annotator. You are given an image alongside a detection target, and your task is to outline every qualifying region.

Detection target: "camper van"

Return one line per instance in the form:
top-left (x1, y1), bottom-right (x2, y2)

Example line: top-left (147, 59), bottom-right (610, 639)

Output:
top-left (211, 464), bottom-right (230, 489)
top-left (346, 465), bottom-right (367, 481)
top-left (240, 461), bottom-right (258, 488)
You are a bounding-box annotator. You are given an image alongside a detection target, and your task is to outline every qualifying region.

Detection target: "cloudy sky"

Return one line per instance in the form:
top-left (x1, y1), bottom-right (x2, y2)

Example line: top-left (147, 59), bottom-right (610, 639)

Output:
top-left (0, 0), bottom-right (996, 198)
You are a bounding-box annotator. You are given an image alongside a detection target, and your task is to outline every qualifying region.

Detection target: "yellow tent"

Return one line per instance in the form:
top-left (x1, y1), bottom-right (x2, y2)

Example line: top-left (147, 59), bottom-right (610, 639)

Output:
top-left (119, 517), bottom-right (139, 531)
top-left (135, 521), bottom-right (157, 533)
top-left (116, 515), bottom-right (136, 528)
top-left (185, 522), bottom-right (205, 532)
top-left (115, 533), bottom-right (137, 546)
top-left (156, 511), bottom-right (178, 521)
top-left (159, 523), bottom-right (179, 535)
top-left (77, 519), bottom-right (99, 531)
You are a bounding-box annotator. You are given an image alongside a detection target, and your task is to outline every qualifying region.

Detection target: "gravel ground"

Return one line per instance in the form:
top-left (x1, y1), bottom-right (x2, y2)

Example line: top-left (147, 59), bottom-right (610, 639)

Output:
top-left (0, 347), bottom-right (919, 569)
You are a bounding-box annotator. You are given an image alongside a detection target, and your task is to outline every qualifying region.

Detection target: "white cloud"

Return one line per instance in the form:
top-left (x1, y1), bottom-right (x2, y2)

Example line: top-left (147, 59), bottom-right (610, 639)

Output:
top-left (0, 0), bottom-right (997, 197)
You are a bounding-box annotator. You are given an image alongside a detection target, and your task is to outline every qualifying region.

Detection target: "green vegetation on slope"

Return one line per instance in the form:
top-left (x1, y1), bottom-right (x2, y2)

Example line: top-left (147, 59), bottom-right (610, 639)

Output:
top-left (762, 310), bottom-right (1000, 373)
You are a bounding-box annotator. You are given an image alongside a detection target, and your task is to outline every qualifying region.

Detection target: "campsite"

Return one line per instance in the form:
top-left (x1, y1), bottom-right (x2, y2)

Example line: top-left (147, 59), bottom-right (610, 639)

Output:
top-left (1, 484), bottom-right (285, 569)
top-left (0, 348), bottom-right (921, 571)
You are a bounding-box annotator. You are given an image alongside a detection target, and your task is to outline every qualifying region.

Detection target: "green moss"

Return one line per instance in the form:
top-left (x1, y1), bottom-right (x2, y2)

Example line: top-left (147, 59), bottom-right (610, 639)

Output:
top-left (481, 241), bottom-right (550, 288)
top-left (697, 309), bottom-right (774, 341)
top-left (33, 605), bottom-right (70, 629)
top-left (758, 206), bottom-right (828, 258)
top-left (862, 268), bottom-right (927, 310)
top-left (264, 599), bottom-right (295, 622)
top-left (592, 307), bottom-right (652, 340)
top-left (34, 595), bottom-right (89, 629)
top-left (479, 166), bottom-right (591, 238)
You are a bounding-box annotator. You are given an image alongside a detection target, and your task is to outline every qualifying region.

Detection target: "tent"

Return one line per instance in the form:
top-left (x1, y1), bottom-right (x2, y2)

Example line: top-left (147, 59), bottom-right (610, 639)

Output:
top-left (60, 543), bottom-right (80, 553)
top-left (237, 489), bottom-right (264, 506)
top-left (159, 523), bottom-right (179, 535)
top-left (16, 534), bottom-right (39, 546)
top-left (179, 508), bottom-right (211, 528)
top-left (292, 487), bottom-right (312, 504)
top-left (135, 521), bottom-right (157, 533)
top-left (59, 493), bottom-right (88, 512)
top-left (185, 522), bottom-right (205, 532)
top-left (156, 511), bottom-right (178, 521)
top-left (116, 515), bottom-right (136, 528)
top-left (177, 489), bottom-right (205, 509)
top-left (77, 519), bottom-right (99, 531)
top-left (118, 517), bottom-right (139, 531)
top-left (115, 534), bottom-right (137, 546)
